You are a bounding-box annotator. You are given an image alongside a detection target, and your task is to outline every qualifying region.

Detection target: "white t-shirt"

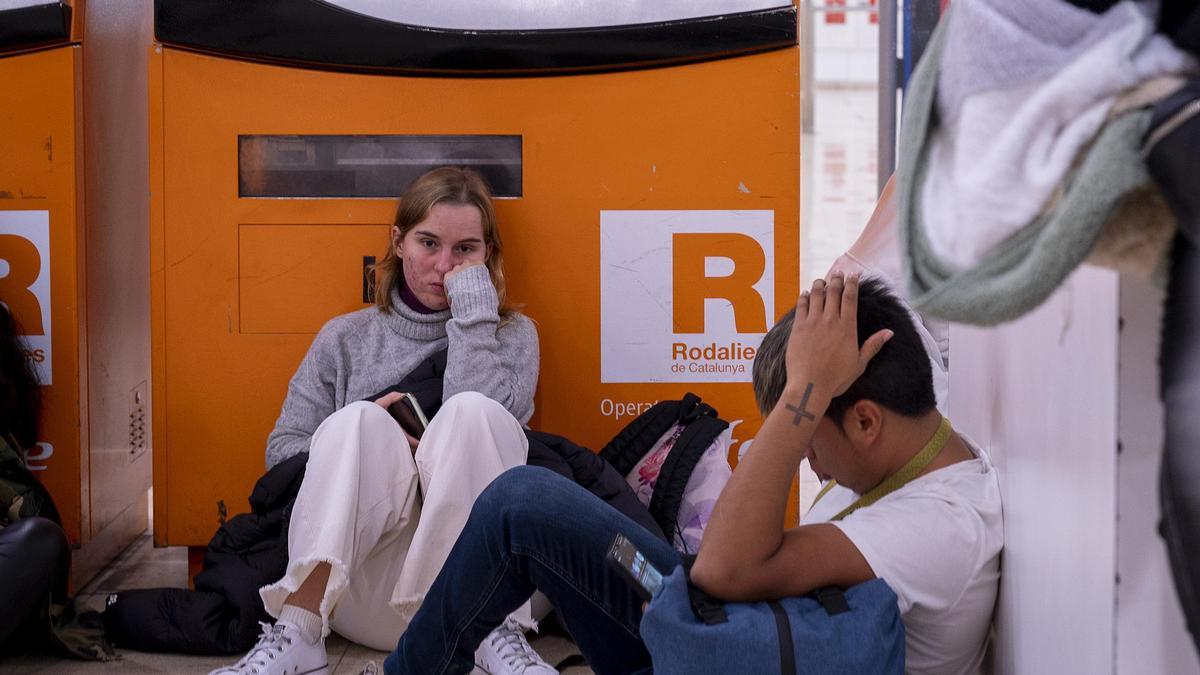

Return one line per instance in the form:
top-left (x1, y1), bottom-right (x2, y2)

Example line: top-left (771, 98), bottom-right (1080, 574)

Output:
top-left (801, 437), bottom-right (1003, 675)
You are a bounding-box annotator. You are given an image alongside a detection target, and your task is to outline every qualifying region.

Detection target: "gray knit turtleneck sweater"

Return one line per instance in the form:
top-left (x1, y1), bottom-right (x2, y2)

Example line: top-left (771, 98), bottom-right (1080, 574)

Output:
top-left (264, 265), bottom-right (539, 468)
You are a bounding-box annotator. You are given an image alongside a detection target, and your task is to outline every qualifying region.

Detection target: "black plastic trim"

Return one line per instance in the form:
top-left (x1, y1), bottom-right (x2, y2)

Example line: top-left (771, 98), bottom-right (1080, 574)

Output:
top-left (0, 2), bottom-right (71, 55)
top-left (154, 0), bottom-right (797, 76)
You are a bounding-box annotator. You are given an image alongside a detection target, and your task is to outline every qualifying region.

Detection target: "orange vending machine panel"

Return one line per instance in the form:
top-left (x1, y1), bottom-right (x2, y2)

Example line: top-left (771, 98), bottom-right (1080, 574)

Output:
top-left (0, 0), bottom-right (86, 545)
top-left (152, 0), bottom-right (800, 545)
top-left (1, 1), bottom-right (152, 585)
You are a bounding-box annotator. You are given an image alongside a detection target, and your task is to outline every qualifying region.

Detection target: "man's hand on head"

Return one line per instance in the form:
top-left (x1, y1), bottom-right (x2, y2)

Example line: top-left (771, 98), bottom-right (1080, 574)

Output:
top-left (693, 273), bottom-right (888, 601)
top-left (784, 273), bottom-right (893, 406)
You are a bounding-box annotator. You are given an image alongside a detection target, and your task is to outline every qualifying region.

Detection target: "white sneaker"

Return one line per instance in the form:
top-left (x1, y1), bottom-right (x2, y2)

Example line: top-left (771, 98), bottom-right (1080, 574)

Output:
top-left (208, 621), bottom-right (329, 675)
top-left (474, 618), bottom-right (558, 674)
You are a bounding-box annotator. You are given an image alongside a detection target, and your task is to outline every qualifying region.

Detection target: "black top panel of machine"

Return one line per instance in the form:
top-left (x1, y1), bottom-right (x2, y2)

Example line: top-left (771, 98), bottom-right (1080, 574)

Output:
top-left (153, 0), bottom-right (797, 76)
top-left (0, 2), bottom-right (71, 55)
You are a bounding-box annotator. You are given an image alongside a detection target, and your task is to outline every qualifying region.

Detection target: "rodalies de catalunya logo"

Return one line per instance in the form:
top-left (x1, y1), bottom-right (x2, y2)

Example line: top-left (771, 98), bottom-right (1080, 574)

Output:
top-left (600, 210), bottom-right (773, 383)
top-left (0, 211), bottom-right (52, 385)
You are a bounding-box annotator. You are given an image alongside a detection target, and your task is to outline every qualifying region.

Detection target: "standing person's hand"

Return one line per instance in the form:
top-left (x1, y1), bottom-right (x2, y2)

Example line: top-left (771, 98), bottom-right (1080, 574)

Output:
top-left (785, 273), bottom-right (892, 398)
top-left (373, 392), bottom-right (420, 454)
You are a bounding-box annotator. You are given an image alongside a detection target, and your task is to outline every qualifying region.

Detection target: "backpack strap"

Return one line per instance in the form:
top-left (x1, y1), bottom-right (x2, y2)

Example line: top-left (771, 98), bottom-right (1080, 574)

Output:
top-left (647, 412), bottom-right (728, 541)
top-left (599, 394), bottom-right (701, 476)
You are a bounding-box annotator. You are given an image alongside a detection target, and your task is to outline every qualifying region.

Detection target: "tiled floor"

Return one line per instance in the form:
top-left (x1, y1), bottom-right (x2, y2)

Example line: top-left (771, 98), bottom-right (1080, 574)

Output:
top-left (1, 535), bottom-right (591, 674)
top-left (3, 83), bottom-right (879, 674)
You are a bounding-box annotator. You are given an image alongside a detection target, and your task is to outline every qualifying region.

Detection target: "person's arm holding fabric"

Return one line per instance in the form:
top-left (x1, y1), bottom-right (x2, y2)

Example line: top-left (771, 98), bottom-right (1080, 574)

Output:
top-left (691, 273), bottom-right (891, 601)
top-left (440, 261), bottom-right (539, 424)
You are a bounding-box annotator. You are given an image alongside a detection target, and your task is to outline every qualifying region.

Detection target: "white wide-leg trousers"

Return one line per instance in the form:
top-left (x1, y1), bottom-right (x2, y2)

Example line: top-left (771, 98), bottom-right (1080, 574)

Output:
top-left (259, 391), bottom-right (530, 651)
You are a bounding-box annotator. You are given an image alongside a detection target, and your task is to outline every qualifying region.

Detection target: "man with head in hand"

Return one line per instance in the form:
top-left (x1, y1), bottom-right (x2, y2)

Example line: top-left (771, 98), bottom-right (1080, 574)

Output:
top-left (382, 274), bottom-right (1003, 675)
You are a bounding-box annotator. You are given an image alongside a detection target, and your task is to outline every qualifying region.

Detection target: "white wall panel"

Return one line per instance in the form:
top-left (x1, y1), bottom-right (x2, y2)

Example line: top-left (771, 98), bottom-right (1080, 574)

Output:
top-left (948, 266), bottom-right (1119, 675)
top-left (1116, 276), bottom-right (1200, 675)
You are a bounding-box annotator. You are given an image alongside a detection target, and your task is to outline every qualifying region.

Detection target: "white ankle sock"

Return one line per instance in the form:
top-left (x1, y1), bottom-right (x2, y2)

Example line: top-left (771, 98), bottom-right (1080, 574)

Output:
top-left (279, 605), bottom-right (323, 645)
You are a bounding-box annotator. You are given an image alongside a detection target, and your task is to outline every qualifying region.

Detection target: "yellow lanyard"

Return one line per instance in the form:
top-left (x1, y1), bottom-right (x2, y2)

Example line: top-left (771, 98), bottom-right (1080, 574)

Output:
top-left (810, 417), bottom-right (953, 522)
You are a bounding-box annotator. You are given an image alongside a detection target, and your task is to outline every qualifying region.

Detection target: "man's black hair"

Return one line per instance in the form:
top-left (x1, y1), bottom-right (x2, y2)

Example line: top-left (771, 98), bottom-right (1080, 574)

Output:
top-left (752, 277), bottom-right (936, 424)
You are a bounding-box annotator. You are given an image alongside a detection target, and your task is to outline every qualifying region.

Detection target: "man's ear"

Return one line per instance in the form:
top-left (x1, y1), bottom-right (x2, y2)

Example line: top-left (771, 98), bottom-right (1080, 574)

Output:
top-left (845, 400), bottom-right (883, 448)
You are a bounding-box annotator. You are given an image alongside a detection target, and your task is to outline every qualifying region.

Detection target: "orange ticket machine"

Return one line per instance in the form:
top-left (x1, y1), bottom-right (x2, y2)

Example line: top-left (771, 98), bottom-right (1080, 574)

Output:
top-left (151, 0), bottom-right (801, 545)
top-left (1, 0), bottom-right (153, 584)
top-left (0, 0), bottom-right (87, 547)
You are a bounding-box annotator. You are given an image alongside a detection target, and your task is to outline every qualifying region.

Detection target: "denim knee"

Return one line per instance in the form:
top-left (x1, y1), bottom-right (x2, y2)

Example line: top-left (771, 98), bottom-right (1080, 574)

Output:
top-left (475, 466), bottom-right (569, 522)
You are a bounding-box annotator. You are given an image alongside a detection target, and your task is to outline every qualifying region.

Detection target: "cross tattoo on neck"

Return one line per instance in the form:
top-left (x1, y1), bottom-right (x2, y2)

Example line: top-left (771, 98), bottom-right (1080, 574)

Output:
top-left (785, 383), bottom-right (816, 426)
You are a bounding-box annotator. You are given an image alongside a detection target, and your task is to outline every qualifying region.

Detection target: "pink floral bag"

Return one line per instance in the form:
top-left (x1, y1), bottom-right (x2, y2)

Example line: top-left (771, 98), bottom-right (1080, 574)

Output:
top-left (599, 394), bottom-right (733, 554)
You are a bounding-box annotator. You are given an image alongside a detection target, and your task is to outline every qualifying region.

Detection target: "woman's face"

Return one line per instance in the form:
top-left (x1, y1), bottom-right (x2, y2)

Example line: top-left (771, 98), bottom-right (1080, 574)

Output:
top-left (395, 202), bottom-right (487, 310)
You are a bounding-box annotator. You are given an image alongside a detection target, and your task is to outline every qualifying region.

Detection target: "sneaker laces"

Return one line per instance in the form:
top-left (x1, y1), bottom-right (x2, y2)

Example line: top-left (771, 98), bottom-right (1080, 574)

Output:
top-left (215, 621), bottom-right (293, 674)
top-left (487, 618), bottom-right (543, 669)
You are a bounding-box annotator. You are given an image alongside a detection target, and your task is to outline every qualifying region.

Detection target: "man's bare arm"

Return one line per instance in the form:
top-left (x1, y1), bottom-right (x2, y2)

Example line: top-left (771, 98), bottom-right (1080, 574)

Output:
top-left (691, 274), bottom-right (889, 601)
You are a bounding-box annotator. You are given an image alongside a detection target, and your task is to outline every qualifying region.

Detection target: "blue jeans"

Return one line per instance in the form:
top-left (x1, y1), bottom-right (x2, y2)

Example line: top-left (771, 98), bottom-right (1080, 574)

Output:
top-left (384, 466), bottom-right (682, 675)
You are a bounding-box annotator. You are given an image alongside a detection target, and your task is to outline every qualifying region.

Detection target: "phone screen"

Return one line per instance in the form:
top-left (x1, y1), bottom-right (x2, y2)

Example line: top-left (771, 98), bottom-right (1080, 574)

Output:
top-left (607, 534), bottom-right (664, 601)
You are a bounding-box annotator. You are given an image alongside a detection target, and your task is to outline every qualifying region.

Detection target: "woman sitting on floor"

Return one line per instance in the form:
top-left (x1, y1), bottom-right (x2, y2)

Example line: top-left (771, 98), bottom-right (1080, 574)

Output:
top-left (213, 166), bottom-right (552, 675)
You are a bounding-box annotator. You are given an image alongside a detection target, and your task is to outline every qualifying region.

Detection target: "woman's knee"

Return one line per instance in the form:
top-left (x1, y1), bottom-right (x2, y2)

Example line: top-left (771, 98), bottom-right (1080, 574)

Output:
top-left (331, 400), bottom-right (385, 423)
top-left (310, 400), bottom-right (396, 459)
top-left (439, 391), bottom-right (508, 420)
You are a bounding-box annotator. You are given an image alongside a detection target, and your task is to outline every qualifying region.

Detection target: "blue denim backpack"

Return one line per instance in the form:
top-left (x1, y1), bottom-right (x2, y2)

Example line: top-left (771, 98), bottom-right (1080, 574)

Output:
top-left (640, 567), bottom-right (904, 675)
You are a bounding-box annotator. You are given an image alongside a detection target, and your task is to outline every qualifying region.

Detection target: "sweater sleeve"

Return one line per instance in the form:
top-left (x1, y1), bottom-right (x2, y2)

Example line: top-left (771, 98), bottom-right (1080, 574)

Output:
top-left (264, 321), bottom-right (345, 468)
top-left (442, 265), bottom-right (539, 424)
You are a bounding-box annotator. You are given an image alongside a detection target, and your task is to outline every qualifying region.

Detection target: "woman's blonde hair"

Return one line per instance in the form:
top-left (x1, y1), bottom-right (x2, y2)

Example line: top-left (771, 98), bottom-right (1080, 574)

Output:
top-left (375, 166), bottom-right (514, 319)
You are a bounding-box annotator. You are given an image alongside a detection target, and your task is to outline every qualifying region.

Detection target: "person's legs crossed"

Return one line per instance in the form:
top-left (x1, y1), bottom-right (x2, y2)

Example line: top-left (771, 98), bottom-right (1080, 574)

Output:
top-left (385, 466), bottom-right (681, 675)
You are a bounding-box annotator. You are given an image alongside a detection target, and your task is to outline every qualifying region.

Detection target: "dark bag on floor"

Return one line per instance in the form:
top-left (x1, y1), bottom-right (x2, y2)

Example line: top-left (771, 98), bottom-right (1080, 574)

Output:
top-left (102, 452), bottom-right (307, 655)
top-left (1, 433), bottom-right (115, 661)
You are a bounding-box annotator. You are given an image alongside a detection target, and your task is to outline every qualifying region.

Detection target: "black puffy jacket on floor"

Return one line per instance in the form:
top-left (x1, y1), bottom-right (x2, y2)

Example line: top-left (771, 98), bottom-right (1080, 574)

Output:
top-left (103, 451), bottom-right (308, 654)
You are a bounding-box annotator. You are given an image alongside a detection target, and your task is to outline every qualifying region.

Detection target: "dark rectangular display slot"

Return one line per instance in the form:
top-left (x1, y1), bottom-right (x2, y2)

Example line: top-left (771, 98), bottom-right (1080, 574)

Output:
top-left (239, 134), bottom-right (522, 198)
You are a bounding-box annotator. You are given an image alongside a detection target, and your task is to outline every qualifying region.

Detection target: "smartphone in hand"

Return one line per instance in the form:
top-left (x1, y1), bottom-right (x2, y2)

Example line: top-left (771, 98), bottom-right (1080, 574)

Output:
top-left (387, 393), bottom-right (429, 440)
top-left (607, 533), bottom-right (664, 602)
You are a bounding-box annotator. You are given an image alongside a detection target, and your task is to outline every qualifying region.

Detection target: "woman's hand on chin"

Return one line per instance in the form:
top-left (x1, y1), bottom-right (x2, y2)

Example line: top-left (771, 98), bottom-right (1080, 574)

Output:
top-left (444, 261), bottom-right (485, 284)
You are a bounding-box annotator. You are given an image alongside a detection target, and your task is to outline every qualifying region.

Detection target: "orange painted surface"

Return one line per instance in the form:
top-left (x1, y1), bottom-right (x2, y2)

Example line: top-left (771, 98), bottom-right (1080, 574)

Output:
top-left (0, 46), bottom-right (86, 544)
top-left (152, 47), bottom-right (801, 545)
